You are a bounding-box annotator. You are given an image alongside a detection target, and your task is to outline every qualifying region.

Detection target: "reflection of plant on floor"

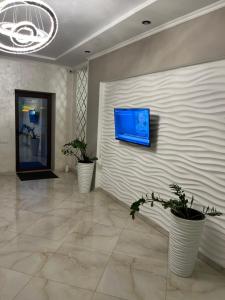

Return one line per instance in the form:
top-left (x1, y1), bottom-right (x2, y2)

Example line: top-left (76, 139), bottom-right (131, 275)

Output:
top-left (130, 184), bottom-right (223, 220)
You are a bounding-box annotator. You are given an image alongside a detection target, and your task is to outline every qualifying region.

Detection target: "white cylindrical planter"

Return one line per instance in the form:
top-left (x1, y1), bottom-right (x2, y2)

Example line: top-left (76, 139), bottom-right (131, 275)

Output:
top-left (168, 210), bottom-right (205, 277)
top-left (77, 162), bottom-right (95, 193)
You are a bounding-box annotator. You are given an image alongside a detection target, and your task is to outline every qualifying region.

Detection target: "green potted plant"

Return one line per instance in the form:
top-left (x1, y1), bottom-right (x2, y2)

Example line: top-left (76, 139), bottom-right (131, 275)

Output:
top-left (62, 139), bottom-right (97, 193)
top-left (130, 184), bottom-right (222, 277)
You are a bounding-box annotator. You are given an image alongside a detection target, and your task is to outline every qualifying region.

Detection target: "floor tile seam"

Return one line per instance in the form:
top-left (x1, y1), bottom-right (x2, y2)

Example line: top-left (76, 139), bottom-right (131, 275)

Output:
top-left (10, 208), bottom-right (55, 219)
top-left (1, 266), bottom-right (33, 300)
top-left (111, 249), bottom-right (168, 278)
top-left (124, 218), bottom-right (169, 236)
top-left (0, 265), bottom-right (34, 277)
top-left (33, 272), bottom-right (97, 293)
top-left (101, 187), bottom-right (169, 237)
top-left (14, 208), bottom-right (47, 216)
top-left (0, 232), bottom-right (21, 250)
top-left (9, 232), bottom-right (66, 249)
top-left (112, 248), bottom-right (168, 263)
top-left (0, 232), bottom-right (23, 250)
top-left (49, 217), bottom-right (122, 244)
top-left (113, 244), bottom-right (169, 258)
top-left (121, 226), bottom-right (169, 242)
top-left (6, 215), bottom-right (48, 234)
top-left (16, 221), bottom-right (123, 247)
top-left (24, 219), bottom-right (72, 236)
top-left (106, 201), bottom-right (168, 238)
top-left (0, 203), bottom-right (18, 210)
top-left (0, 241), bottom-right (62, 273)
top-left (31, 275), bottom-right (97, 296)
top-left (71, 219), bottom-right (126, 231)
top-left (33, 244), bottom-right (112, 288)
top-left (93, 250), bottom-right (114, 295)
top-left (116, 238), bottom-right (169, 254)
top-left (58, 240), bottom-right (116, 256)
top-left (2, 261), bottom-right (50, 278)
top-left (93, 291), bottom-right (127, 300)
top-left (63, 230), bottom-right (122, 242)
top-left (93, 225), bottom-right (129, 294)
top-left (163, 268), bottom-right (169, 300)
top-left (55, 242), bottom-right (113, 258)
top-left (68, 221), bottom-right (124, 236)
top-left (110, 219), bottom-right (128, 254)
top-left (36, 212), bottom-right (74, 219)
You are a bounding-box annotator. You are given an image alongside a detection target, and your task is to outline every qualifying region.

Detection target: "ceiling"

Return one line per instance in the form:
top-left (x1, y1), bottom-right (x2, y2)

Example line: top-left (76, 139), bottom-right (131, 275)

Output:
top-left (0, 0), bottom-right (222, 67)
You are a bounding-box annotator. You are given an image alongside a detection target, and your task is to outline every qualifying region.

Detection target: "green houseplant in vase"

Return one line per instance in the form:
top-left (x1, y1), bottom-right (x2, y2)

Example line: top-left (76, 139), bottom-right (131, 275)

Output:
top-left (130, 184), bottom-right (222, 277)
top-left (62, 139), bottom-right (97, 193)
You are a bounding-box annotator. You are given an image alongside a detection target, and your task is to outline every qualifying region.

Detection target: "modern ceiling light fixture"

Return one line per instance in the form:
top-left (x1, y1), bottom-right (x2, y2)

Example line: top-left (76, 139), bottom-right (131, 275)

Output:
top-left (0, 0), bottom-right (58, 54)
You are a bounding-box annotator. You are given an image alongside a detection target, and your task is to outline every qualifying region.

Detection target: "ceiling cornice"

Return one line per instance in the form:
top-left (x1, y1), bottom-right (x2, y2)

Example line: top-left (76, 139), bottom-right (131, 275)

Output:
top-left (26, 0), bottom-right (225, 66)
top-left (28, 53), bottom-right (56, 61)
top-left (73, 62), bottom-right (88, 71)
top-left (88, 0), bottom-right (225, 61)
top-left (55, 0), bottom-right (158, 60)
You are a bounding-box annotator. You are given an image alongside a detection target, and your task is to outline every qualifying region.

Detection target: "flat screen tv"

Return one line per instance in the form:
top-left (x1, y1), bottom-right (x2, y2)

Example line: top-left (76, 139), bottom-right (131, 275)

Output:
top-left (114, 108), bottom-right (150, 147)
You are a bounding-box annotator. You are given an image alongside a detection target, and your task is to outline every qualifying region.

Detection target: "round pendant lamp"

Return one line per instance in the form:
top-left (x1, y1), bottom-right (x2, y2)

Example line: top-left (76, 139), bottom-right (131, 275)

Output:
top-left (0, 0), bottom-right (58, 54)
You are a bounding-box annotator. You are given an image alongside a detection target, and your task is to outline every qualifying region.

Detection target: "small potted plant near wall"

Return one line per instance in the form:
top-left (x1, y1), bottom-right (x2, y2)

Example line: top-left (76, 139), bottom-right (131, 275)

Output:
top-left (62, 139), bottom-right (97, 193)
top-left (130, 184), bottom-right (222, 277)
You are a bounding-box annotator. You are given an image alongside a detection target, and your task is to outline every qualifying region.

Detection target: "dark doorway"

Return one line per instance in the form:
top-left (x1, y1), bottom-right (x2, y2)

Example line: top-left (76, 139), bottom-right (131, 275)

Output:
top-left (15, 90), bottom-right (52, 172)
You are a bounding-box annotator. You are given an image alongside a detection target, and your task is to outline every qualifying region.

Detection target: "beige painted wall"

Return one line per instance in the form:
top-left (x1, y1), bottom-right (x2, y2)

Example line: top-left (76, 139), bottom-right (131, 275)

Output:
top-left (87, 7), bottom-right (225, 154)
top-left (0, 57), bottom-right (74, 173)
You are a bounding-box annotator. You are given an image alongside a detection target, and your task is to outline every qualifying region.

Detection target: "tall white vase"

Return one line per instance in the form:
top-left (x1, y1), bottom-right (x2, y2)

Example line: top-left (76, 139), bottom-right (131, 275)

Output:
top-left (168, 211), bottom-right (205, 277)
top-left (77, 162), bottom-right (95, 193)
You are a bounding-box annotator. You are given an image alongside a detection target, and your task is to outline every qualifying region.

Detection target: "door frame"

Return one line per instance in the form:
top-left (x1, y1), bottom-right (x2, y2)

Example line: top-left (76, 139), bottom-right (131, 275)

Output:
top-left (15, 90), bottom-right (52, 172)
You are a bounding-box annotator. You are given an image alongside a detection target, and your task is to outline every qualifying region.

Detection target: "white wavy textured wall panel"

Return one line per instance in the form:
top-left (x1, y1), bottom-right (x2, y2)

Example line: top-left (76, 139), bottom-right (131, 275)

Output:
top-left (97, 59), bottom-right (225, 268)
top-left (0, 58), bottom-right (73, 172)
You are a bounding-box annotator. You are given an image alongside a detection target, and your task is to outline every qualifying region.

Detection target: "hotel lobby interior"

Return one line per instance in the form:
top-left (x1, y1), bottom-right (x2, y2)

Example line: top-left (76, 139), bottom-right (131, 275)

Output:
top-left (0, 0), bottom-right (225, 299)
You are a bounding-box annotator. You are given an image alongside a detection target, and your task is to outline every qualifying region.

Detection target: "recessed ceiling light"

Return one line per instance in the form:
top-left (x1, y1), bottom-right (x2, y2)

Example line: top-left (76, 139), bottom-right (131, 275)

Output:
top-left (142, 20), bottom-right (151, 25)
top-left (84, 50), bottom-right (91, 53)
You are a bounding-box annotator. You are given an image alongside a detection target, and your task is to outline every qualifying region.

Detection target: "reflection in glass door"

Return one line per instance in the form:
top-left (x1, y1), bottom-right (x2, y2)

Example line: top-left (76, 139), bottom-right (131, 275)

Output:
top-left (15, 90), bottom-right (52, 172)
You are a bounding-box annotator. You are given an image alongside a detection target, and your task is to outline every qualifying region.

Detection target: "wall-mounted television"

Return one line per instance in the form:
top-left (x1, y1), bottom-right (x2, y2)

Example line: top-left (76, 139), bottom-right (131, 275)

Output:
top-left (114, 108), bottom-right (150, 147)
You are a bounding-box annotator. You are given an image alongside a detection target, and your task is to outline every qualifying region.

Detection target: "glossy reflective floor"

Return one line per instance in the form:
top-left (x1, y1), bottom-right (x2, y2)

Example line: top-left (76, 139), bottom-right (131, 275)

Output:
top-left (0, 173), bottom-right (224, 300)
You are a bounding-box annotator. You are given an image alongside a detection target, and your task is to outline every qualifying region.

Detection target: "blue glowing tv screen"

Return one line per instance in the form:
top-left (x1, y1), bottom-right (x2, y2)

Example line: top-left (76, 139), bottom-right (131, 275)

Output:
top-left (114, 108), bottom-right (150, 147)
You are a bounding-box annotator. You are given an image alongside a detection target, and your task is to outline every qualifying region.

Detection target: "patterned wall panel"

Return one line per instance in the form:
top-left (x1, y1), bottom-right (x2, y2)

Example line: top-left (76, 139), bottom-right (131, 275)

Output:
top-left (75, 66), bottom-right (88, 141)
top-left (97, 59), bottom-right (225, 268)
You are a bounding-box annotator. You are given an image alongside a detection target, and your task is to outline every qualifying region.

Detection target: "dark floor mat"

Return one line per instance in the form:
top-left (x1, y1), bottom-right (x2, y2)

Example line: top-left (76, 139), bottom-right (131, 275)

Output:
top-left (19, 162), bottom-right (46, 170)
top-left (17, 171), bottom-right (58, 181)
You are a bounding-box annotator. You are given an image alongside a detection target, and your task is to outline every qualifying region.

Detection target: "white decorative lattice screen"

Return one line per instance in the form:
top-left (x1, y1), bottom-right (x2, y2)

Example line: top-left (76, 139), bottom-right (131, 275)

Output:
top-left (75, 66), bottom-right (88, 141)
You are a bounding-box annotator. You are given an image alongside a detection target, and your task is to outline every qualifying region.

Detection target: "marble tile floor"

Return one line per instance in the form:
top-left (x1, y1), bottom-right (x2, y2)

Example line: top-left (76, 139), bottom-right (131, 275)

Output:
top-left (0, 172), bottom-right (224, 300)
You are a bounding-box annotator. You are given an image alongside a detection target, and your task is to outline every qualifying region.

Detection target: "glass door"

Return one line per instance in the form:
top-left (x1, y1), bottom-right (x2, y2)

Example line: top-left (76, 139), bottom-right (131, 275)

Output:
top-left (15, 90), bottom-right (52, 172)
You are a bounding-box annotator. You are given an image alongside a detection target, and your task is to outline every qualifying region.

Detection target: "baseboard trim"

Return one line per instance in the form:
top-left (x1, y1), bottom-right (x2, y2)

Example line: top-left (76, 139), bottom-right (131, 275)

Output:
top-left (97, 187), bottom-right (225, 275)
